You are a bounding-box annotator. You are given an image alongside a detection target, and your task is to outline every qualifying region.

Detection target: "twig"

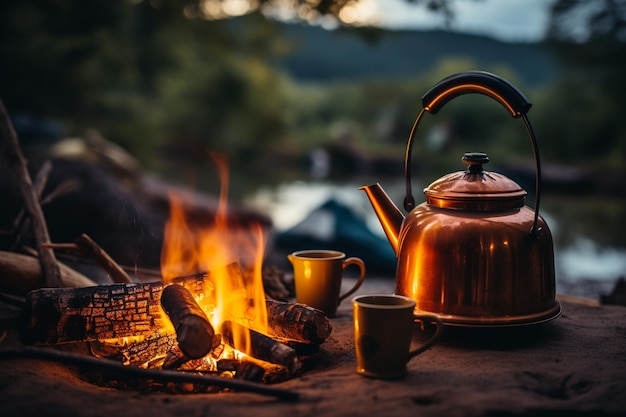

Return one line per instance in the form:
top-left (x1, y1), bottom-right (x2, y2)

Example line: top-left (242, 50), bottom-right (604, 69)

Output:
top-left (0, 347), bottom-right (299, 401)
top-left (43, 233), bottom-right (132, 284)
top-left (75, 234), bottom-right (131, 283)
top-left (0, 99), bottom-right (61, 287)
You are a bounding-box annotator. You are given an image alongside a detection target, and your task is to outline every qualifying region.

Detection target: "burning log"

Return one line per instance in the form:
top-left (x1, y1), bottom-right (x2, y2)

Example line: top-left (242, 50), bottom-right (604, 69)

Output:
top-left (20, 282), bottom-right (166, 344)
top-left (160, 284), bottom-right (217, 359)
top-left (221, 320), bottom-right (301, 375)
top-left (116, 330), bottom-right (178, 367)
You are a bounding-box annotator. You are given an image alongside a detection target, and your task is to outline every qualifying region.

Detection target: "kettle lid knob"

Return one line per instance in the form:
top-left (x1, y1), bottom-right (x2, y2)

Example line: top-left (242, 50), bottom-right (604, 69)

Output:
top-left (462, 152), bottom-right (489, 173)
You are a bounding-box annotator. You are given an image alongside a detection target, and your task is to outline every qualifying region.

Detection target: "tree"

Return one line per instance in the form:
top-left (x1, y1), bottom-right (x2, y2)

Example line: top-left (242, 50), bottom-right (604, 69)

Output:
top-left (536, 0), bottom-right (626, 164)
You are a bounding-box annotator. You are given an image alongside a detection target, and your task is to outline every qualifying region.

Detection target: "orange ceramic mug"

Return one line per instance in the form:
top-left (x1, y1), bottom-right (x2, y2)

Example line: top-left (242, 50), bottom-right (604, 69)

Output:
top-left (288, 250), bottom-right (366, 317)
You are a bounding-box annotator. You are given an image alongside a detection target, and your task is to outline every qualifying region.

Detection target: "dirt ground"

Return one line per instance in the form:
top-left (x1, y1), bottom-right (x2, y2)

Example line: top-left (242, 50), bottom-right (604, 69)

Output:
top-left (1, 278), bottom-right (625, 417)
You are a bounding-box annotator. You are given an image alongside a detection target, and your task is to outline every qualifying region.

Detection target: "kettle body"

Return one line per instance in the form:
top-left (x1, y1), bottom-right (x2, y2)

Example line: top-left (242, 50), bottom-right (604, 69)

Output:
top-left (396, 200), bottom-right (556, 324)
top-left (361, 71), bottom-right (560, 326)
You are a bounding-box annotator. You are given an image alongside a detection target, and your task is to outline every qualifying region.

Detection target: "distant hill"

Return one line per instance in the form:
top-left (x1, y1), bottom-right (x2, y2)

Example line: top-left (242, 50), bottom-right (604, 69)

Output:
top-left (269, 22), bottom-right (556, 87)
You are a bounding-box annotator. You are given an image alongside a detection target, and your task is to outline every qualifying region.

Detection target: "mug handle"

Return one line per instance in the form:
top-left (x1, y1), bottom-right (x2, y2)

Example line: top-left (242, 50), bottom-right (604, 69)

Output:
top-left (337, 257), bottom-right (366, 305)
top-left (408, 314), bottom-right (444, 359)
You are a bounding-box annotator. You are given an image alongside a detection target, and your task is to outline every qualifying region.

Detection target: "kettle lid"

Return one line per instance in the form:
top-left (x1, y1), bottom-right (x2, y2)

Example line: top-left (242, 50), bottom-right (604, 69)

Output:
top-left (424, 152), bottom-right (527, 211)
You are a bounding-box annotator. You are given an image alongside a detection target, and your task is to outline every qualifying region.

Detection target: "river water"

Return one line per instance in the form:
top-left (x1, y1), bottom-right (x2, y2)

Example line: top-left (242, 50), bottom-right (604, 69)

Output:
top-left (245, 179), bottom-right (626, 302)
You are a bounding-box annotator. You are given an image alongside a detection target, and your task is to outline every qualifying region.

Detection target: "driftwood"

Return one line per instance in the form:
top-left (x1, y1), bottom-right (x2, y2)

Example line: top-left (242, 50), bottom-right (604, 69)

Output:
top-left (0, 99), bottom-right (61, 287)
top-left (0, 251), bottom-right (97, 296)
top-left (160, 284), bottom-right (216, 359)
top-left (221, 320), bottom-right (300, 375)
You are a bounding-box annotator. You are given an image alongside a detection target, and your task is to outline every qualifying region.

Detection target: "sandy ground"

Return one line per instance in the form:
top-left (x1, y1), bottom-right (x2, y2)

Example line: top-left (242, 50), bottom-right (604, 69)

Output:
top-left (1, 279), bottom-right (625, 417)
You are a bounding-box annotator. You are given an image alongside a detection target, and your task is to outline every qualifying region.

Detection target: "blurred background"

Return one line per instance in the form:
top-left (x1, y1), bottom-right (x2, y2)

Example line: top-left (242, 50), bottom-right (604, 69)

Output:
top-left (1, 0), bottom-right (625, 300)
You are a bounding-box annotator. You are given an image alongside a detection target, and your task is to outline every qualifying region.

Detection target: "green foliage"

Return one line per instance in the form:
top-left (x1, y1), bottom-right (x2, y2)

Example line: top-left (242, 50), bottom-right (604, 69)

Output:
top-left (1, 0), bottom-right (623, 194)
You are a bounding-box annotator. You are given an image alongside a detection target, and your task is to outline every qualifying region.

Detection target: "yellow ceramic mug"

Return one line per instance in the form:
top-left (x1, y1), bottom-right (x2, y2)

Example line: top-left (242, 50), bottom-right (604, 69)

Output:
top-left (352, 294), bottom-right (443, 378)
top-left (288, 250), bottom-right (366, 317)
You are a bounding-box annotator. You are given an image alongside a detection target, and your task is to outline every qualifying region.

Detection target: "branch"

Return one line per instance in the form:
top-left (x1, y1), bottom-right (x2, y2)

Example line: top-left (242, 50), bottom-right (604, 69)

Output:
top-left (0, 99), bottom-right (61, 287)
top-left (0, 347), bottom-right (299, 401)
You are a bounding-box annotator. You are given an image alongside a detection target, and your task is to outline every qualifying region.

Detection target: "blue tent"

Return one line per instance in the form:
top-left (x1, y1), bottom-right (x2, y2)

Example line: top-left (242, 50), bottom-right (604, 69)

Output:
top-left (275, 198), bottom-right (397, 276)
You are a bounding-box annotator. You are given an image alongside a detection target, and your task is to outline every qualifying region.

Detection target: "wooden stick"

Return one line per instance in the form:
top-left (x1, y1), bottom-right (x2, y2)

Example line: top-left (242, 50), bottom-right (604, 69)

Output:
top-left (0, 99), bottom-right (61, 287)
top-left (0, 347), bottom-right (299, 401)
top-left (76, 234), bottom-right (132, 283)
top-left (160, 284), bottom-right (216, 359)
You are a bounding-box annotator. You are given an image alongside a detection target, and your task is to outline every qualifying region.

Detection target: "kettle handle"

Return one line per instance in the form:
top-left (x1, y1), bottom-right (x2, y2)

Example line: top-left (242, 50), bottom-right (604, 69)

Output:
top-left (404, 71), bottom-right (542, 238)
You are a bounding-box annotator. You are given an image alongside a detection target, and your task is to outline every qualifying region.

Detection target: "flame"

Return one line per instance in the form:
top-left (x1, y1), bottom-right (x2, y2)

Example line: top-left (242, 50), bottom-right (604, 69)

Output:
top-left (160, 153), bottom-right (268, 355)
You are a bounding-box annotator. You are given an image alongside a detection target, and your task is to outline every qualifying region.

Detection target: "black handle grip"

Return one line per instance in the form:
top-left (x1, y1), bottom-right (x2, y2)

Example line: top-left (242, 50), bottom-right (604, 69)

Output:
top-left (421, 71), bottom-right (532, 118)
top-left (404, 71), bottom-right (542, 238)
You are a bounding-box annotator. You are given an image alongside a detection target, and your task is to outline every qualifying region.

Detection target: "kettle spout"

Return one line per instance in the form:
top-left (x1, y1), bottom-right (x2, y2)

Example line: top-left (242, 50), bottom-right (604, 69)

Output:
top-left (359, 183), bottom-right (405, 256)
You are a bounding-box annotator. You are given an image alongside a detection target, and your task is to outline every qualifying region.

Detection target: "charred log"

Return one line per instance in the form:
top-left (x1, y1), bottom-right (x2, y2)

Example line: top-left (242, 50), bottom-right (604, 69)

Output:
top-left (221, 320), bottom-right (301, 375)
top-left (20, 282), bottom-right (166, 344)
top-left (266, 299), bottom-right (332, 344)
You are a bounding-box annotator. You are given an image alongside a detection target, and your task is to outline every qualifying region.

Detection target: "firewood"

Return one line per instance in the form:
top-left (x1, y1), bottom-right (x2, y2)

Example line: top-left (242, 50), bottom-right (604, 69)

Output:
top-left (160, 284), bottom-right (216, 359)
top-left (118, 330), bottom-right (177, 367)
top-left (265, 299), bottom-right (332, 344)
top-left (162, 345), bottom-right (201, 370)
top-left (0, 99), bottom-right (61, 287)
top-left (0, 251), bottom-right (97, 296)
top-left (259, 266), bottom-right (294, 301)
top-left (221, 320), bottom-right (301, 375)
top-left (234, 360), bottom-right (265, 382)
top-left (19, 273), bottom-right (331, 346)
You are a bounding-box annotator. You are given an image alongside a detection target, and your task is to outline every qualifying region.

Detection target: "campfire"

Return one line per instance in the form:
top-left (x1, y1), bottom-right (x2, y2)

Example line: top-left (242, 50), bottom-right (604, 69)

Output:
top-left (0, 105), bottom-right (330, 399)
top-left (20, 165), bottom-right (331, 392)
top-left (20, 266), bottom-right (331, 392)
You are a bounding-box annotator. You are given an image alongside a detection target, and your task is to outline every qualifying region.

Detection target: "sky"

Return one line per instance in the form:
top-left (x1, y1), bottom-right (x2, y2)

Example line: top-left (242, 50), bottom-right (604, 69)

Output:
top-left (219, 0), bottom-right (553, 42)
top-left (362, 0), bottom-right (552, 42)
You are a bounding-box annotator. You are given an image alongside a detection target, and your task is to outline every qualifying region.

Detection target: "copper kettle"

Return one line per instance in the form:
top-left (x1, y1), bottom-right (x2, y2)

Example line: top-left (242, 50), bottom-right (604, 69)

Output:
top-left (360, 71), bottom-right (561, 326)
